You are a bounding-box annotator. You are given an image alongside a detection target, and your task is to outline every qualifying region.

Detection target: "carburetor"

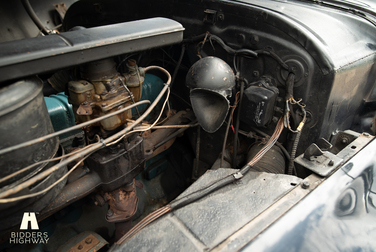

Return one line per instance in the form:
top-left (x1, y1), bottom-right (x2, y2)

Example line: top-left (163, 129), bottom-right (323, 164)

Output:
top-left (68, 58), bottom-right (145, 133)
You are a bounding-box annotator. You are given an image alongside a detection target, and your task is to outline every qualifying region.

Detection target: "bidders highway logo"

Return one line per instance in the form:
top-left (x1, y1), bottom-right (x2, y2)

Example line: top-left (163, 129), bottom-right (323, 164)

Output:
top-left (9, 212), bottom-right (49, 244)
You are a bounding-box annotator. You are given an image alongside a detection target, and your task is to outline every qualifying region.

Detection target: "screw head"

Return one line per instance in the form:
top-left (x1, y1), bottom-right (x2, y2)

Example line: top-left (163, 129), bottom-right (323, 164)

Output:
top-left (85, 238), bottom-right (92, 244)
top-left (341, 137), bottom-right (349, 144)
top-left (78, 244), bottom-right (83, 250)
top-left (301, 181), bottom-right (310, 189)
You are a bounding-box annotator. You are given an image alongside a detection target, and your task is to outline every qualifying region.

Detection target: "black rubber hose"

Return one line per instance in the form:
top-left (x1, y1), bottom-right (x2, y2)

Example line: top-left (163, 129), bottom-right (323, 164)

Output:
top-left (232, 79), bottom-right (246, 168)
top-left (21, 0), bottom-right (49, 35)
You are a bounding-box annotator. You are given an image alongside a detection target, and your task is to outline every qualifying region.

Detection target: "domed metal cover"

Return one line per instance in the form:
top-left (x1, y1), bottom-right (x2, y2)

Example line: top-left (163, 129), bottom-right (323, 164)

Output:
top-left (186, 57), bottom-right (235, 133)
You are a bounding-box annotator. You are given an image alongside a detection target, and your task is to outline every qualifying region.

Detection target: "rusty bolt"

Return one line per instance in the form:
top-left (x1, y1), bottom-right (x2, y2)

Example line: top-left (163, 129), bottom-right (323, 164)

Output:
top-left (85, 238), bottom-right (92, 244)
top-left (328, 160), bottom-right (334, 166)
top-left (78, 245), bottom-right (83, 250)
top-left (107, 209), bottom-right (113, 217)
top-left (301, 181), bottom-right (310, 189)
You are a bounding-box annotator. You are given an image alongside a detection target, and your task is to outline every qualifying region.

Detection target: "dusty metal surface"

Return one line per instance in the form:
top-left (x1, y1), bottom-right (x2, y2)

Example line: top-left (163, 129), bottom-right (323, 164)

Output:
top-left (0, 17), bottom-right (184, 83)
top-left (111, 169), bottom-right (302, 251)
top-left (57, 232), bottom-right (107, 252)
top-left (86, 136), bottom-right (145, 191)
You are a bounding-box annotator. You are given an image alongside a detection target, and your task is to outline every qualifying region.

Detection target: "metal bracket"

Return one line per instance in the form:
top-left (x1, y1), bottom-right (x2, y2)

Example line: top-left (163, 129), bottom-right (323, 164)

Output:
top-left (296, 131), bottom-right (374, 177)
top-left (296, 149), bottom-right (343, 177)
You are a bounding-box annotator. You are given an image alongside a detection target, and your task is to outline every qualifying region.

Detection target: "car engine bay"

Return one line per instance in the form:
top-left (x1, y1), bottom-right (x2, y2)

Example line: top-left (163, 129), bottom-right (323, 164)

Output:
top-left (1, 0), bottom-right (376, 251)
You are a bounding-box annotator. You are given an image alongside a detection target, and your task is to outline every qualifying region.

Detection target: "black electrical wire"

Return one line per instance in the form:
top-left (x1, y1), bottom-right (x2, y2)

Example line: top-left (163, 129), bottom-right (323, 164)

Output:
top-left (220, 92), bottom-right (240, 167)
top-left (186, 33), bottom-right (291, 72)
top-left (256, 49), bottom-right (289, 70)
top-left (182, 33), bottom-right (207, 44)
top-left (232, 78), bottom-right (246, 168)
top-left (209, 35), bottom-right (258, 57)
top-left (21, 0), bottom-right (50, 35)
top-left (221, 116), bottom-right (234, 167)
top-left (170, 44), bottom-right (186, 89)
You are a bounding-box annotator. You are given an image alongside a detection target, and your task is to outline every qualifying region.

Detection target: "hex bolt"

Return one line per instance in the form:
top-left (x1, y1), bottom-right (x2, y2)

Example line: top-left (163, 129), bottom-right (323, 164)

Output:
top-left (328, 160), bottom-right (334, 166)
top-left (85, 238), bottom-right (92, 244)
top-left (93, 194), bottom-right (105, 207)
top-left (301, 181), bottom-right (310, 189)
top-left (78, 245), bottom-right (83, 250)
top-left (250, 35), bottom-right (259, 45)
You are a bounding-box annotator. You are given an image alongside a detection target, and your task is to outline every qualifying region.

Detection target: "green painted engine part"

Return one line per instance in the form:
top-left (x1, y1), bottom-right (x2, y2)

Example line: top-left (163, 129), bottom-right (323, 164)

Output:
top-left (44, 93), bottom-right (79, 141)
top-left (132, 73), bottom-right (165, 117)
